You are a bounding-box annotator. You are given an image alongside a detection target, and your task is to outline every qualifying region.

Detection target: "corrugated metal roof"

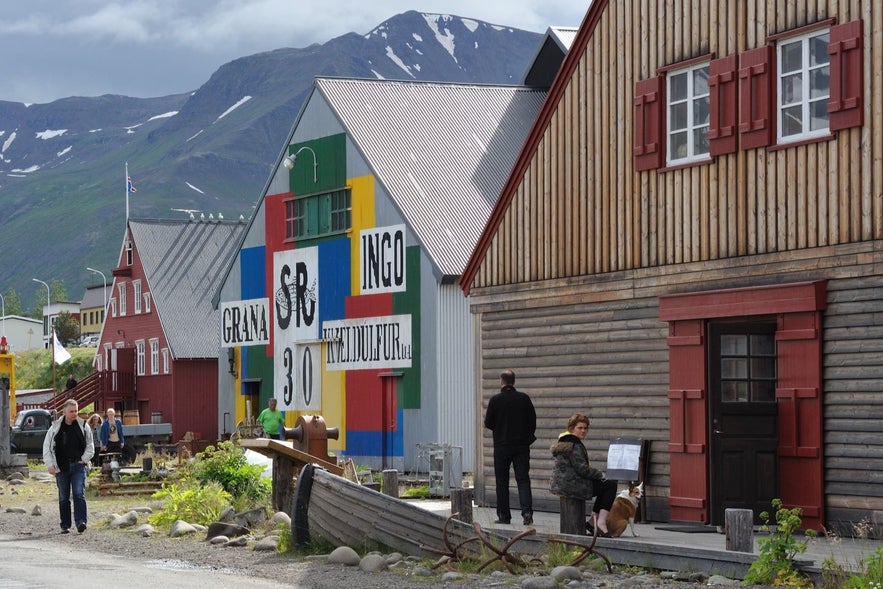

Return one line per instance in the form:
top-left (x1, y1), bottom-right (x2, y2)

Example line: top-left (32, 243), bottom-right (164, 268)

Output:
top-left (129, 218), bottom-right (247, 359)
top-left (549, 26), bottom-right (579, 51)
top-left (315, 78), bottom-right (546, 277)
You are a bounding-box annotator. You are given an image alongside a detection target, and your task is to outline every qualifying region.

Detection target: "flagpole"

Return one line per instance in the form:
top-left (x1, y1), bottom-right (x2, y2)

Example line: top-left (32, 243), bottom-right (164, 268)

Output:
top-left (125, 162), bottom-right (130, 222)
top-left (51, 329), bottom-right (57, 395)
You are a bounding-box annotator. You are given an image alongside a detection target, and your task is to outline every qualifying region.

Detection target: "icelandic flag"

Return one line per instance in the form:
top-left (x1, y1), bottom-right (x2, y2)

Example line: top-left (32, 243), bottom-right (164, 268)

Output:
top-left (127, 176), bottom-right (137, 194)
top-left (53, 331), bottom-right (71, 365)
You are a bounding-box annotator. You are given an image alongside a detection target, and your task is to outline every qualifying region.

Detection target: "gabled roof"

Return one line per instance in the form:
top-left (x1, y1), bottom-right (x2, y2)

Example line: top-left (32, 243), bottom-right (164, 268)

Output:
top-left (129, 218), bottom-right (247, 358)
top-left (461, 3), bottom-right (606, 294)
top-left (80, 284), bottom-right (110, 309)
top-left (522, 26), bottom-right (579, 87)
top-left (314, 78), bottom-right (546, 278)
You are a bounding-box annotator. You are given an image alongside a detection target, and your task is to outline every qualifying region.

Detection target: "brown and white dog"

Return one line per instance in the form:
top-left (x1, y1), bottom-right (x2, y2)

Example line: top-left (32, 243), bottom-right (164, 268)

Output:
top-left (606, 482), bottom-right (643, 538)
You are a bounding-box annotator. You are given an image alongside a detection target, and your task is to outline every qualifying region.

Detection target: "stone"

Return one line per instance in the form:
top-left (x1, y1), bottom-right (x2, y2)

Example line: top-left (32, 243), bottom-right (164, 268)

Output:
top-left (359, 553), bottom-right (388, 573)
top-left (385, 552), bottom-right (403, 564)
top-left (209, 535), bottom-right (229, 545)
top-left (30, 505), bottom-right (42, 516)
top-left (169, 520), bottom-right (198, 538)
top-left (521, 577), bottom-right (560, 589)
top-left (269, 511), bottom-right (290, 527)
top-left (109, 511), bottom-right (139, 528)
top-left (440, 572), bottom-right (462, 582)
top-left (218, 506), bottom-right (236, 522)
top-left (707, 575), bottom-right (740, 585)
top-left (253, 535), bottom-right (279, 551)
top-left (206, 521), bottom-right (250, 540)
top-left (327, 546), bottom-right (360, 566)
top-left (551, 566), bottom-right (582, 581)
top-left (132, 523), bottom-right (155, 537)
top-left (5, 507), bottom-right (26, 514)
top-left (223, 536), bottom-right (249, 547)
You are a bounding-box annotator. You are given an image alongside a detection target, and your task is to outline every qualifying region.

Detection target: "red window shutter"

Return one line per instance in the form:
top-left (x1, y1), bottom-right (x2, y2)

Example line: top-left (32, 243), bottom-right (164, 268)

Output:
top-left (633, 76), bottom-right (664, 171)
top-left (738, 45), bottom-right (773, 149)
top-left (828, 19), bottom-right (864, 131)
top-left (708, 55), bottom-right (738, 156)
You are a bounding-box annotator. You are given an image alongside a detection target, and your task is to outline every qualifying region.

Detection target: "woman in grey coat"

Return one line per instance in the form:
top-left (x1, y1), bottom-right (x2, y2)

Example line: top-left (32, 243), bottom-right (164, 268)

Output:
top-left (549, 413), bottom-right (618, 536)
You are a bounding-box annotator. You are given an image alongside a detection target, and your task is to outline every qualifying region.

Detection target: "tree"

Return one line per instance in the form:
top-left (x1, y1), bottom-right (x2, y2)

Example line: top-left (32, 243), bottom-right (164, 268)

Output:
top-left (3, 288), bottom-right (22, 316)
top-left (54, 311), bottom-right (80, 346)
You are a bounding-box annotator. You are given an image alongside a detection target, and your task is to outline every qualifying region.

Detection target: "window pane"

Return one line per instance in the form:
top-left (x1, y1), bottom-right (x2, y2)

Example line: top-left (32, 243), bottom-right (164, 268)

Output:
top-left (781, 72), bottom-right (802, 105)
top-left (693, 127), bottom-right (709, 155)
top-left (693, 96), bottom-right (709, 126)
top-left (693, 66), bottom-right (709, 96)
top-left (722, 381), bottom-right (749, 402)
top-left (750, 334), bottom-right (775, 355)
top-left (810, 33), bottom-right (830, 67)
top-left (721, 358), bottom-right (748, 378)
top-left (721, 334), bottom-right (747, 355)
top-left (670, 71), bottom-right (687, 101)
top-left (809, 66), bottom-right (829, 99)
top-left (670, 102), bottom-right (687, 131)
top-left (751, 381), bottom-right (776, 402)
top-left (751, 357), bottom-right (776, 378)
top-left (810, 99), bottom-right (829, 131)
top-left (782, 105), bottom-right (803, 136)
top-left (669, 131), bottom-right (687, 159)
top-left (781, 40), bottom-right (803, 73)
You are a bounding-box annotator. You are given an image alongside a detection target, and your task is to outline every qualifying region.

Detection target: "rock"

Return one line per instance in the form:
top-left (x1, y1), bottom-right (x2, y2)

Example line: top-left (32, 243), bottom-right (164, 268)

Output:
top-left (411, 566), bottom-right (435, 577)
top-left (521, 577), bottom-right (560, 589)
top-left (30, 505), bottom-right (42, 516)
top-left (440, 572), bottom-right (462, 582)
top-left (359, 553), bottom-right (388, 573)
top-left (5, 507), bottom-right (26, 514)
top-left (218, 506), bottom-right (236, 522)
top-left (109, 511), bottom-right (139, 528)
top-left (132, 524), bottom-right (155, 537)
top-left (327, 546), bottom-right (360, 566)
top-left (206, 521), bottom-right (250, 540)
top-left (7, 472), bottom-right (24, 481)
top-left (707, 574), bottom-right (740, 585)
top-left (169, 520), bottom-right (198, 538)
top-left (385, 552), bottom-right (403, 564)
top-left (269, 511), bottom-right (290, 527)
top-left (233, 507), bottom-right (266, 528)
top-left (223, 536), bottom-right (249, 547)
top-left (209, 535), bottom-right (229, 545)
top-left (8, 479), bottom-right (25, 485)
top-left (550, 566), bottom-right (582, 581)
top-left (253, 535), bottom-right (279, 551)
top-left (131, 506), bottom-right (153, 514)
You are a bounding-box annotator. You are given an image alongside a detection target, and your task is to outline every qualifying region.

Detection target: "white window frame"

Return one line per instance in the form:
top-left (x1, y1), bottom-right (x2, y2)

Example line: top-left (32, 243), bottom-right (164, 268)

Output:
top-left (134, 280), bottom-right (142, 314)
top-left (149, 338), bottom-right (159, 374)
top-left (110, 299), bottom-right (117, 318)
top-left (777, 27), bottom-right (830, 143)
top-left (143, 292), bottom-right (152, 313)
top-left (666, 62), bottom-right (711, 166)
top-left (118, 283), bottom-right (127, 316)
top-left (162, 348), bottom-right (170, 374)
top-left (135, 339), bottom-right (145, 376)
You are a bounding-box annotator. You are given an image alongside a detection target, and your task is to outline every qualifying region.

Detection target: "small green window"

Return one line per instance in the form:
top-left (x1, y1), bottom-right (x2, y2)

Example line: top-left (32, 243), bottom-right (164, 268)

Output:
top-left (285, 188), bottom-right (351, 240)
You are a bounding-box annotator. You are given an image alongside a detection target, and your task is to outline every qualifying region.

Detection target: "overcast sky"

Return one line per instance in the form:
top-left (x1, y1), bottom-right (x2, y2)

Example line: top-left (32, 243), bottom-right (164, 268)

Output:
top-left (0, 0), bottom-right (588, 105)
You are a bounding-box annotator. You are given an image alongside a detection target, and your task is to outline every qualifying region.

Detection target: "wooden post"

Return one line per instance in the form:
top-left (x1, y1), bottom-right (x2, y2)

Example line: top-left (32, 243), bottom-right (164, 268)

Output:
top-left (725, 508), bottom-right (754, 552)
top-left (272, 455), bottom-right (295, 514)
top-left (381, 469), bottom-right (399, 498)
top-left (450, 487), bottom-right (473, 523)
top-left (560, 496), bottom-right (586, 535)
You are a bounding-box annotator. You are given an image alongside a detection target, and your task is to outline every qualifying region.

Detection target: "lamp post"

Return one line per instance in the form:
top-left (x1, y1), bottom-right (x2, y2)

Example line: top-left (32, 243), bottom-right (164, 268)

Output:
top-left (32, 277), bottom-right (55, 393)
top-left (86, 267), bottom-right (108, 316)
top-left (0, 293), bottom-right (5, 337)
top-left (281, 145), bottom-right (318, 182)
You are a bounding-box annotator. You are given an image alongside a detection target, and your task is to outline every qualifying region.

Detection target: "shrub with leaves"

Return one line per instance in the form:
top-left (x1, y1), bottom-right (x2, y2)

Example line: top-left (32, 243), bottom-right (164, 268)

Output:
top-left (150, 480), bottom-right (231, 526)
top-left (192, 440), bottom-right (270, 510)
top-left (744, 498), bottom-right (817, 587)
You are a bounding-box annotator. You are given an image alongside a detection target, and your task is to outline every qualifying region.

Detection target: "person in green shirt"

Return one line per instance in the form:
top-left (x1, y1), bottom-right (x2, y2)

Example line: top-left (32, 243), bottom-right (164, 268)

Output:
top-left (257, 398), bottom-right (285, 439)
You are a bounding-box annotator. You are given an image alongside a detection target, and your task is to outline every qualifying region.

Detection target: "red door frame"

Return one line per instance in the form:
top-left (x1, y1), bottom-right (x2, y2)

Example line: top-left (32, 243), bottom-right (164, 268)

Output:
top-left (659, 280), bottom-right (827, 530)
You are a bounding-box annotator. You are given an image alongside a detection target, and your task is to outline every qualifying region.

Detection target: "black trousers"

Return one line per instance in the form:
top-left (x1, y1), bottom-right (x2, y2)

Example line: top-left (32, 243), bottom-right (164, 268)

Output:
top-left (492, 444), bottom-right (532, 521)
top-left (591, 478), bottom-right (619, 513)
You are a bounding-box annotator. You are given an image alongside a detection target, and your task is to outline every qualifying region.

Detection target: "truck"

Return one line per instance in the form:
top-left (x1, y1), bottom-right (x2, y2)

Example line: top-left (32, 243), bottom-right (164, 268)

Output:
top-left (10, 408), bottom-right (172, 462)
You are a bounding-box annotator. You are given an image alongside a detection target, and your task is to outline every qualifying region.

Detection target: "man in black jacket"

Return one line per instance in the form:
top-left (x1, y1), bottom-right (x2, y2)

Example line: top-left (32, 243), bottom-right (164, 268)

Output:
top-left (484, 369), bottom-right (536, 525)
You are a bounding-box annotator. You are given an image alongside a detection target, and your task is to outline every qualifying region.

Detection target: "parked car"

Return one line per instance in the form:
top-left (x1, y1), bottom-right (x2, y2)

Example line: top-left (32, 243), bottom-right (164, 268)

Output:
top-left (79, 334), bottom-right (100, 347)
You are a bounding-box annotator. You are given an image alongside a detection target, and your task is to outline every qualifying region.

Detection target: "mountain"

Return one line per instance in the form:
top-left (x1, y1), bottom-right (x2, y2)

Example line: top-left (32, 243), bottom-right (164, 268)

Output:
top-left (0, 11), bottom-right (542, 309)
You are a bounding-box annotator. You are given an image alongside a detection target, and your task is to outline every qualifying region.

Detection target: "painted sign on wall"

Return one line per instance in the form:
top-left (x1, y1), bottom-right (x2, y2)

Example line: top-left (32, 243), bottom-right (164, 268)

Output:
top-left (273, 248), bottom-right (319, 410)
top-left (220, 298), bottom-right (270, 347)
top-left (360, 224), bottom-right (406, 294)
top-left (322, 314), bottom-right (412, 370)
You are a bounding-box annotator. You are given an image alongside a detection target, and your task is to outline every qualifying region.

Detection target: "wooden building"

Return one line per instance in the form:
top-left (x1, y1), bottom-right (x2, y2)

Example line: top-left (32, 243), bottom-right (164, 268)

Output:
top-left (461, 0), bottom-right (881, 532)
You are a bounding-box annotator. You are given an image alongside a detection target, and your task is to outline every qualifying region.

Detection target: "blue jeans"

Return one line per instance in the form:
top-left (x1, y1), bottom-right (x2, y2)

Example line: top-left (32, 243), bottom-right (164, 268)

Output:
top-left (56, 462), bottom-right (87, 530)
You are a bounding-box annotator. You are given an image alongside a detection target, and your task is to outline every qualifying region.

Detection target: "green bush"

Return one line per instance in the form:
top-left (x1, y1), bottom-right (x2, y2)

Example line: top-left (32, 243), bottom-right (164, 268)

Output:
top-left (744, 498), bottom-right (816, 587)
top-left (192, 440), bottom-right (270, 510)
top-left (150, 480), bottom-right (231, 526)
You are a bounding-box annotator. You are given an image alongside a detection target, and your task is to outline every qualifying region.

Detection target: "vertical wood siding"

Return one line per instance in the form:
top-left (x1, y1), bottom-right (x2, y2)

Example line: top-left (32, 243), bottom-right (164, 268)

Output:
top-left (471, 0), bottom-right (883, 290)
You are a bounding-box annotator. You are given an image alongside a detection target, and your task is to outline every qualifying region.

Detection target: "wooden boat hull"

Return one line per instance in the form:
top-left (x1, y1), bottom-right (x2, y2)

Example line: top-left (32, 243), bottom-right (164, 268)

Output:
top-left (292, 463), bottom-right (505, 556)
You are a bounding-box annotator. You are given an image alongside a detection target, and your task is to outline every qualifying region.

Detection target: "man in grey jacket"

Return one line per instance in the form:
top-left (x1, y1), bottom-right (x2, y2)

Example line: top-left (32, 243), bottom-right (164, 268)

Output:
top-left (43, 399), bottom-right (94, 534)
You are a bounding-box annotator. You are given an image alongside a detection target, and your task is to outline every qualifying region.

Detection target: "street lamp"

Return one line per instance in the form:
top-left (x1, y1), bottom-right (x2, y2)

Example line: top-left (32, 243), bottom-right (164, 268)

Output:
top-left (281, 145), bottom-right (318, 182)
top-left (86, 267), bottom-right (108, 315)
top-left (0, 292), bottom-right (5, 337)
